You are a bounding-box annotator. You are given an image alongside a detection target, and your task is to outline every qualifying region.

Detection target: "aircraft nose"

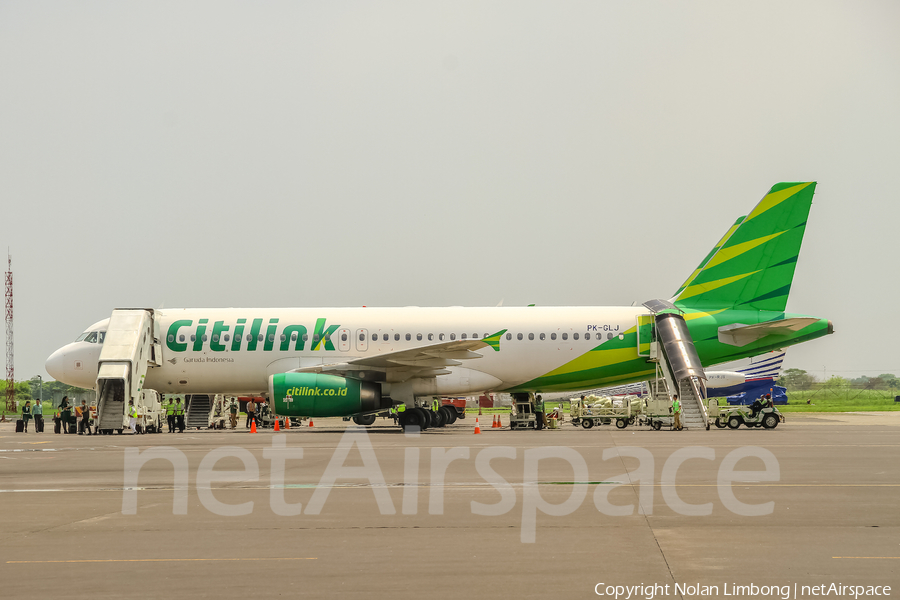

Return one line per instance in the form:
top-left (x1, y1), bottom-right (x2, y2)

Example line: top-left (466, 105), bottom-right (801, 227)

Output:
top-left (45, 348), bottom-right (66, 381)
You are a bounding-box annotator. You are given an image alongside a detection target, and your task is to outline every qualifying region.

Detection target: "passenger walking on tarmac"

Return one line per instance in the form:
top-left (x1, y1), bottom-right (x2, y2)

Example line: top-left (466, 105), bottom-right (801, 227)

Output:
top-left (59, 396), bottom-right (71, 434)
top-left (534, 394), bottom-right (545, 430)
top-left (175, 399), bottom-right (185, 433)
top-left (245, 400), bottom-right (256, 428)
top-left (22, 401), bottom-right (32, 433)
top-left (229, 399), bottom-right (238, 430)
top-left (128, 400), bottom-right (138, 434)
top-left (166, 398), bottom-right (176, 433)
top-left (33, 399), bottom-right (43, 434)
top-left (672, 394), bottom-right (682, 431)
top-left (79, 399), bottom-right (92, 435)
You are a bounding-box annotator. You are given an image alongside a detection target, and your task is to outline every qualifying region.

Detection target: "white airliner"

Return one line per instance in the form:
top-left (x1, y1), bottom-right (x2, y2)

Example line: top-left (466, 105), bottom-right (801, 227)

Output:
top-left (46, 182), bottom-right (833, 430)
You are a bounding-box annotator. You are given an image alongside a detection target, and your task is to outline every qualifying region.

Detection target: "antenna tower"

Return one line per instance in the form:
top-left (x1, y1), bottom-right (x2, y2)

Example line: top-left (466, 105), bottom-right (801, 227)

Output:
top-left (3, 252), bottom-right (12, 422)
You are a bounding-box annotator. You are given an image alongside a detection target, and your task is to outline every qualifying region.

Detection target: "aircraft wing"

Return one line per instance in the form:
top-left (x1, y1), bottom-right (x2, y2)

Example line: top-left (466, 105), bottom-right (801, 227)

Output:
top-left (717, 318), bottom-right (820, 347)
top-left (288, 329), bottom-right (507, 382)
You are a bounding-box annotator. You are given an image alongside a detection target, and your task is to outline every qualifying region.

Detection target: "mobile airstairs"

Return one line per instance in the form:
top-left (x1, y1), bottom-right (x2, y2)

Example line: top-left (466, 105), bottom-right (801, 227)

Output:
top-left (639, 300), bottom-right (710, 431)
top-left (95, 309), bottom-right (162, 434)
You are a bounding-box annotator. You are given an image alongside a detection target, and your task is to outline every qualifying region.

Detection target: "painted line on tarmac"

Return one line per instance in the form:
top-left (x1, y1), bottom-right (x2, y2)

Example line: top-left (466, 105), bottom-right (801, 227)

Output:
top-left (2, 482), bottom-right (898, 493)
top-left (7, 557), bottom-right (317, 564)
top-left (832, 557), bottom-right (900, 559)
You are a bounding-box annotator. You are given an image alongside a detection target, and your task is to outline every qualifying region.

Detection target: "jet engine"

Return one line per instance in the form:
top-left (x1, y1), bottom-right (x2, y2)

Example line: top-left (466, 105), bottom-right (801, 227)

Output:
top-left (269, 373), bottom-right (389, 417)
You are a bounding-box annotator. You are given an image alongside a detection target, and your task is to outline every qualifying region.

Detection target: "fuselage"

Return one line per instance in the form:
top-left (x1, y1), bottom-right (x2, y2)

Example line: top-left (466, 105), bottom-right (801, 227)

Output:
top-left (46, 305), bottom-right (831, 400)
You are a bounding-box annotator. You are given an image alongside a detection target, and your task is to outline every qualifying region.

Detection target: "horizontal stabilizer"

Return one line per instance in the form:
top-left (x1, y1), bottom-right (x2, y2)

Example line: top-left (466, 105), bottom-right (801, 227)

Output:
top-left (718, 318), bottom-right (820, 347)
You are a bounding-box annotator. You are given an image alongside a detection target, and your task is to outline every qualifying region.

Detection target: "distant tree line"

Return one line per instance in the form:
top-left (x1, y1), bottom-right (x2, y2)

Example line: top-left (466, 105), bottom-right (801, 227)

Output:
top-left (778, 369), bottom-right (900, 392)
top-left (1, 377), bottom-right (93, 414)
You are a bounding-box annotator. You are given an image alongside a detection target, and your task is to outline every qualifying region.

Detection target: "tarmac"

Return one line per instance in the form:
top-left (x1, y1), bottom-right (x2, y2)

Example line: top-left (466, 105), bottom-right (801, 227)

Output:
top-left (0, 412), bottom-right (898, 599)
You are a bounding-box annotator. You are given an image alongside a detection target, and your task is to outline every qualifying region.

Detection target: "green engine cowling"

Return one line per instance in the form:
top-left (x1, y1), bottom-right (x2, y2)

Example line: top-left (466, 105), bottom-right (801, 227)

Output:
top-left (269, 373), bottom-right (388, 417)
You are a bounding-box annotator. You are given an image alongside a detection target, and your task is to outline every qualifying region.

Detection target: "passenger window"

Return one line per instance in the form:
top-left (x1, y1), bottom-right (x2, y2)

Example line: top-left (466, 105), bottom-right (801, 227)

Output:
top-left (551, 333), bottom-right (557, 341)
top-left (439, 333), bottom-right (445, 341)
top-left (258, 334), bottom-right (264, 342)
top-left (383, 334), bottom-right (389, 341)
top-left (506, 333), bottom-right (512, 341)
top-left (528, 333), bottom-right (534, 340)
top-left (461, 333), bottom-right (467, 339)
top-left (359, 333), bottom-right (365, 341)
top-left (341, 333), bottom-right (348, 342)
top-left (473, 333), bottom-right (479, 339)
top-left (191, 335), bottom-right (196, 342)
top-left (562, 333), bottom-right (568, 340)
top-left (585, 333), bottom-right (591, 340)
top-left (607, 332), bottom-right (613, 339)
top-left (428, 333), bottom-right (434, 341)
top-left (394, 333), bottom-right (400, 341)
top-left (417, 333), bottom-right (422, 341)
top-left (324, 335), bottom-right (330, 342)
top-left (291, 333), bottom-right (297, 341)
top-left (539, 333), bottom-right (545, 341)
top-left (372, 333), bottom-right (378, 341)
top-left (405, 333), bottom-right (411, 341)
top-left (517, 333), bottom-right (523, 341)
top-left (573, 333), bottom-right (579, 340)
top-left (246, 334), bottom-right (252, 341)
top-left (202, 335), bottom-right (208, 342)
top-left (268, 334), bottom-right (275, 342)
top-left (450, 333), bottom-right (456, 340)
top-left (313, 334), bottom-right (320, 342)
top-left (179, 335), bottom-right (185, 343)
top-left (214, 335), bottom-right (220, 342)
top-left (303, 334), bottom-right (309, 341)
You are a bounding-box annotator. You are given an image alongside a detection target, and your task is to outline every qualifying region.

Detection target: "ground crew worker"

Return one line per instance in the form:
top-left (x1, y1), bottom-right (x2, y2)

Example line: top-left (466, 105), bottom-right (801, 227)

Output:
top-left (128, 400), bottom-right (138, 434)
top-left (432, 398), bottom-right (439, 412)
top-left (534, 394), bottom-right (545, 430)
top-left (245, 400), bottom-right (256, 428)
top-left (672, 394), bottom-right (682, 431)
top-left (79, 399), bottom-right (92, 435)
top-left (166, 399), bottom-right (176, 433)
top-left (229, 400), bottom-right (238, 430)
top-left (175, 399), bottom-right (185, 433)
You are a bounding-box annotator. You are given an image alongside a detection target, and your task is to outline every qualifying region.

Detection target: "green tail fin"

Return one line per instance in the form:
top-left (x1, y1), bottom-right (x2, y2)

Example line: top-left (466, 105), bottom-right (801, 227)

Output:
top-left (672, 182), bottom-right (817, 312)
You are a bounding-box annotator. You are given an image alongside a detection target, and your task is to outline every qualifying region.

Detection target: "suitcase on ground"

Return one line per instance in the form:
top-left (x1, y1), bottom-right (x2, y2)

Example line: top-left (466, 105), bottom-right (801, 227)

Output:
top-left (54, 418), bottom-right (61, 434)
top-left (15, 419), bottom-right (24, 433)
top-left (68, 422), bottom-right (77, 434)
top-left (36, 418), bottom-right (44, 433)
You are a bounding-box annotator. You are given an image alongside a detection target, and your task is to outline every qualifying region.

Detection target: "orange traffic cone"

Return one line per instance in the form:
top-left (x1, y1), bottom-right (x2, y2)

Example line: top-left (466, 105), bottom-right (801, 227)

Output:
top-left (308, 419), bottom-right (314, 428)
top-left (284, 417), bottom-right (290, 429)
top-left (474, 417), bottom-right (481, 434)
top-left (274, 418), bottom-right (280, 432)
top-left (250, 420), bottom-right (257, 433)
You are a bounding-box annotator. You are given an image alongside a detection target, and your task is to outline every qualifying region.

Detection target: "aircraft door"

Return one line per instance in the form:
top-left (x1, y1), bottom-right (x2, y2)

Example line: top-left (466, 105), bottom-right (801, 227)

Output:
top-left (338, 328), bottom-right (351, 352)
top-left (637, 315), bottom-right (655, 357)
top-left (356, 329), bottom-right (368, 352)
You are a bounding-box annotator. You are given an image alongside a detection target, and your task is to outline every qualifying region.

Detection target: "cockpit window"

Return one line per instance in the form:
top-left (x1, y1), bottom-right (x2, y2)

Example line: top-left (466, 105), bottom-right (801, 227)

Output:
top-left (76, 331), bottom-right (106, 344)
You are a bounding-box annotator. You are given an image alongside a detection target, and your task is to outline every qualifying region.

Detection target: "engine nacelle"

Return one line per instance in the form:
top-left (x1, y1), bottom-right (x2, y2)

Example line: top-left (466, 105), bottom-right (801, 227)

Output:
top-left (269, 373), bottom-right (388, 417)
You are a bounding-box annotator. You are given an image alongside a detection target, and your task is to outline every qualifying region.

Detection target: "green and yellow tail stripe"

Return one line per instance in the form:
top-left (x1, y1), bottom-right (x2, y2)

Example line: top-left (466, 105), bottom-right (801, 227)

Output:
top-left (673, 182), bottom-right (816, 312)
top-left (673, 216), bottom-right (745, 298)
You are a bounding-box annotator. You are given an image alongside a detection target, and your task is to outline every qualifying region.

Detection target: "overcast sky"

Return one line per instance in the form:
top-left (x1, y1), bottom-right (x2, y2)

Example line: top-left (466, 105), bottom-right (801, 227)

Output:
top-left (1, 1), bottom-right (898, 382)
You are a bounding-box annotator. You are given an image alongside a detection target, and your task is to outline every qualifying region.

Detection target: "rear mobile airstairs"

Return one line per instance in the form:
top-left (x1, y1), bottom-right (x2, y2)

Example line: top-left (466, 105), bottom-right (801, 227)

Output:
top-left (639, 300), bottom-right (709, 430)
